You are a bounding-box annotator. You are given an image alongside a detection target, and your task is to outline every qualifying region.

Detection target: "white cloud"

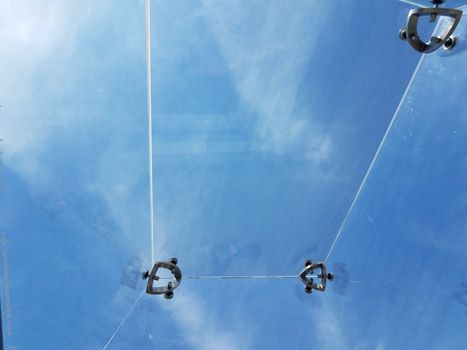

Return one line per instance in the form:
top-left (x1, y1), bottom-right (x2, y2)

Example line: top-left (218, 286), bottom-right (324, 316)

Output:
top-left (0, 1), bottom-right (73, 59)
top-left (0, 2), bottom-right (343, 348)
top-left (159, 291), bottom-right (248, 350)
top-left (312, 304), bottom-right (347, 350)
top-left (199, 0), bottom-right (334, 159)
top-left (311, 300), bottom-right (388, 350)
top-left (0, 0), bottom-right (84, 177)
top-left (0, 0), bottom-right (135, 181)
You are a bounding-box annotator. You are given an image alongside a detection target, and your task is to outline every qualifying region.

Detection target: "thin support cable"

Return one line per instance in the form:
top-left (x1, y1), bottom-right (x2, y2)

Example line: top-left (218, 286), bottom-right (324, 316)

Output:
top-left (399, 0), bottom-right (465, 9)
top-left (157, 275), bottom-right (321, 280)
top-left (145, 0), bottom-right (155, 263)
top-left (101, 290), bottom-right (145, 350)
top-left (161, 275), bottom-right (298, 280)
top-left (324, 54), bottom-right (426, 263)
top-left (398, 0), bottom-right (424, 8)
top-left (348, 280), bottom-right (451, 299)
top-left (185, 275), bottom-right (296, 280)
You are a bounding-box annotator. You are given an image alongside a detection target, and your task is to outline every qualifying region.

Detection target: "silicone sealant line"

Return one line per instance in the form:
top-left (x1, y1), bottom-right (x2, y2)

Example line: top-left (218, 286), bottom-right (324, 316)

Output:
top-left (159, 275), bottom-right (298, 280)
top-left (145, 0), bottom-right (155, 264)
top-left (323, 52), bottom-right (427, 264)
top-left (100, 1), bottom-right (155, 348)
top-left (348, 280), bottom-right (452, 299)
top-left (101, 289), bottom-right (145, 350)
top-left (398, 1), bottom-right (467, 11)
top-left (399, 0), bottom-right (427, 7)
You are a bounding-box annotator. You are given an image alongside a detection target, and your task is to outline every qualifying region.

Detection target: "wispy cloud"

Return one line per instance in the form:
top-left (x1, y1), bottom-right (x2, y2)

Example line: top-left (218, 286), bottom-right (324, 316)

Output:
top-left (199, 0), bottom-right (334, 160)
top-left (1, 1), bottom-right (68, 170)
top-left (312, 303), bottom-right (347, 350)
top-left (0, 0), bottom-right (141, 182)
top-left (0, 0), bottom-right (90, 180)
top-left (160, 291), bottom-right (249, 350)
top-left (311, 299), bottom-right (387, 350)
top-left (128, 216), bottom-right (248, 350)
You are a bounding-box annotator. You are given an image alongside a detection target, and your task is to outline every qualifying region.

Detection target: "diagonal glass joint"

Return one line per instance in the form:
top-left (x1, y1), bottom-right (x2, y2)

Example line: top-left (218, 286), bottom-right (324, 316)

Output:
top-left (399, 4), bottom-right (463, 53)
top-left (143, 258), bottom-right (182, 299)
top-left (299, 260), bottom-right (334, 294)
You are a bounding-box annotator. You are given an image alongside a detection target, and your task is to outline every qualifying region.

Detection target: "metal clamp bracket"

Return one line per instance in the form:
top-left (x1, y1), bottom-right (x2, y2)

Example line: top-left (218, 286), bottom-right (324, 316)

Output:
top-left (143, 258), bottom-right (182, 299)
top-left (399, 1), bottom-right (462, 53)
top-left (299, 260), bottom-right (333, 294)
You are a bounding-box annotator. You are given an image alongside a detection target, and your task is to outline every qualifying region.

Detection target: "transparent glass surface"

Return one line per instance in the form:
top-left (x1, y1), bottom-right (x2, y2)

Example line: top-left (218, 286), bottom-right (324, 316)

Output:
top-left (327, 7), bottom-right (467, 348)
top-left (0, 0), bottom-right (150, 348)
top-left (151, 0), bottom-right (419, 277)
top-left (433, 0), bottom-right (467, 7)
top-left (100, 279), bottom-right (465, 349)
top-left (2, 0), bottom-right (467, 349)
top-left (400, 0), bottom-right (467, 7)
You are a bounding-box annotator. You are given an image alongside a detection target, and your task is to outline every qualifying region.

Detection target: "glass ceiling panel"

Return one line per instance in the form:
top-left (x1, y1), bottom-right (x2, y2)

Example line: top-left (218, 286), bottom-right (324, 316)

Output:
top-left (151, 0), bottom-right (419, 277)
top-left (103, 278), bottom-right (465, 349)
top-left (1, 0), bottom-right (149, 348)
top-left (101, 7), bottom-right (467, 349)
top-left (326, 7), bottom-right (467, 347)
top-left (448, 0), bottom-right (467, 6)
top-left (3, 0), bottom-right (467, 349)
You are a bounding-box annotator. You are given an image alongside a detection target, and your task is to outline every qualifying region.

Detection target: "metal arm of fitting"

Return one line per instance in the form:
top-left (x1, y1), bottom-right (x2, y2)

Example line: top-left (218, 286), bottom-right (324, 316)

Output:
top-left (399, 6), bottom-right (463, 53)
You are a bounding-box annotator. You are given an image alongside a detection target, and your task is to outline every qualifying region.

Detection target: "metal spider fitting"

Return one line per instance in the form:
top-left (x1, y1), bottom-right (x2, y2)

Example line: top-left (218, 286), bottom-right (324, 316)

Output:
top-left (399, 0), bottom-right (462, 53)
top-left (299, 260), bottom-right (334, 294)
top-left (143, 258), bottom-right (182, 299)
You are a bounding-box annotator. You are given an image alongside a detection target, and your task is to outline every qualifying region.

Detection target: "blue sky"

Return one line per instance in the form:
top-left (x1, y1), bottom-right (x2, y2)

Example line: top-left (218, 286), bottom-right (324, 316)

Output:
top-left (1, 0), bottom-right (467, 349)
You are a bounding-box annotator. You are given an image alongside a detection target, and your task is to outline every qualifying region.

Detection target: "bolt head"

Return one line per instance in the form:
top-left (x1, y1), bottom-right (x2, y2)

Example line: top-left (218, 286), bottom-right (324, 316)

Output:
top-left (327, 272), bottom-right (334, 281)
top-left (443, 36), bottom-right (457, 50)
top-left (169, 258), bottom-right (178, 265)
top-left (304, 259), bottom-right (312, 267)
top-left (164, 291), bottom-right (174, 299)
top-left (399, 28), bottom-right (407, 41)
